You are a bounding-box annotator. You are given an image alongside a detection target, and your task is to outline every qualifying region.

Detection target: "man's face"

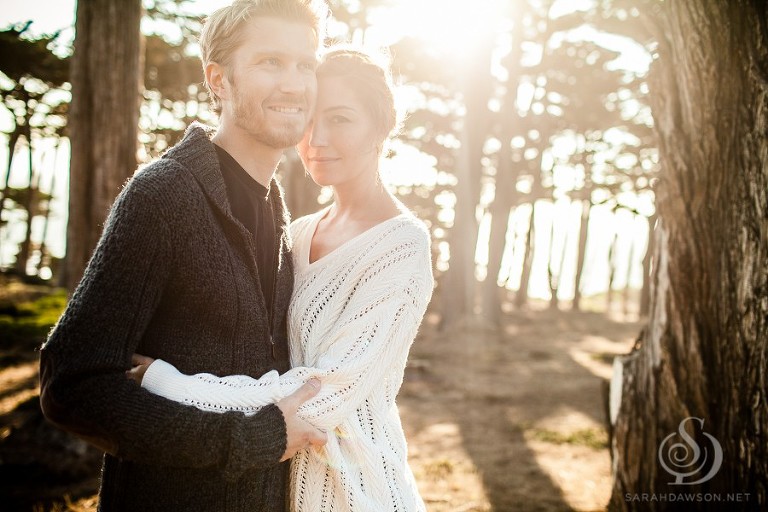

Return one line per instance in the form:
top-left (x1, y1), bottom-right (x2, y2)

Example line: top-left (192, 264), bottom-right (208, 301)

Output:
top-left (222, 17), bottom-right (318, 148)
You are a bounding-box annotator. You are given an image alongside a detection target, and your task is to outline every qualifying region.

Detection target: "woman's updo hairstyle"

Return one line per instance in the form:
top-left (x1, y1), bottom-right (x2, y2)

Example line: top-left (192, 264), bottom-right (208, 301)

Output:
top-left (316, 47), bottom-right (399, 146)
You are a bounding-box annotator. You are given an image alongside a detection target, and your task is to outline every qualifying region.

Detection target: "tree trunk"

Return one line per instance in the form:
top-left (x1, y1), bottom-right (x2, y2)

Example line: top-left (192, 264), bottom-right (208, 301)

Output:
top-left (548, 211), bottom-right (569, 311)
top-left (14, 129), bottom-right (35, 275)
top-left (439, 37), bottom-right (493, 328)
top-left (64, 0), bottom-right (143, 290)
top-left (606, 225), bottom-right (618, 314)
top-left (0, 126), bottom-right (21, 223)
top-left (0, 126), bottom-right (22, 266)
top-left (639, 213), bottom-right (656, 317)
top-left (482, 4), bottom-right (525, 324)
top-left (36, 139), bottom-right (60, 276)
top-left (547, 204), bottom-right (559, 310)
top-left (440, 120), bottom-right (481, 325)
top-left (622, 227), bottom-right (636, 318)
top-left (483, 132), bottom-right (518, 322)
top-left (514, 201), bottom-right (536, 309)
top-left (483, 183), bottom-right (512, 323)
top-left (571, 196), bottom-right (592, 311)
top-left (609, 1), bottom-right (768, 509)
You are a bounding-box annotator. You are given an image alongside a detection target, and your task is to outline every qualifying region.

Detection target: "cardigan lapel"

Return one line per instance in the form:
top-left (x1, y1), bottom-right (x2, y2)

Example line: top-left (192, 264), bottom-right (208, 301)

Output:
top-left (165, 122), bottom-right (292, 245)
top-left (163, 122), bottom-right (294, 346)
top-left (163, 123), bottom-right (268, 309)
top-left (163, 122), bottom-right (233, 219)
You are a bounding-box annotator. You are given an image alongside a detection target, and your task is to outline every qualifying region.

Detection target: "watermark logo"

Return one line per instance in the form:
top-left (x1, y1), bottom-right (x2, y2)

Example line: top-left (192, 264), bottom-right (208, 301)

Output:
top-left (624, 418), bottom-right (748, 503)
top-left (658, 417), bottom-right (723, 485)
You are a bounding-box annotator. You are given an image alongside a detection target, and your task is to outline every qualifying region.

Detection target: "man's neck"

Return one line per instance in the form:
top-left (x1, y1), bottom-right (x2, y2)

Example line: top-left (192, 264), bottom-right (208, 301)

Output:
top-left (212, 123), bottom-right (284, 188)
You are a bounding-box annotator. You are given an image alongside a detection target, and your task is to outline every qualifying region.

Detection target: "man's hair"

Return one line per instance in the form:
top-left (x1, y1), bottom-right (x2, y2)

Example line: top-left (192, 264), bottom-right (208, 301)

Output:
top-left (199, 0), bottom-right (327, 115)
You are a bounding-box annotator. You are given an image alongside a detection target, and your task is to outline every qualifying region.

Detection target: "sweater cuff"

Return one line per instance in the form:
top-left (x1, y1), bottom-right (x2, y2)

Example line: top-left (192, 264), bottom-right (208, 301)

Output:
top-left (141, 359), bottom-right (189, 402)
top-left (222, 403), bottom-right (287, 480)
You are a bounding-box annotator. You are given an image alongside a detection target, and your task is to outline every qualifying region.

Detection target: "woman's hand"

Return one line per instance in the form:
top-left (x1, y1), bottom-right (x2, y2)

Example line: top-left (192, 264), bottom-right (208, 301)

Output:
top-left (126, 353), bottom-right (156, 385)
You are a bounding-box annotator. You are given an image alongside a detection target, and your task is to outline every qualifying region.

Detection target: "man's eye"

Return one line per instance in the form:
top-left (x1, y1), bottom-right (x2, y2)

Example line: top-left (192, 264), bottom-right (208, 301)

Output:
top-left (331, 115), bottom-right (350, 124)
top-left (262, 58), bottom-right (280, 66)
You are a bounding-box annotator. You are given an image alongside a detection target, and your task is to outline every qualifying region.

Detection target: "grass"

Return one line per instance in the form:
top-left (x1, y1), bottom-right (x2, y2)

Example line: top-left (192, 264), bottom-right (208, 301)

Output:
top-left (424, 459), bottom-right (456, 479)
top-left (0, 288), bottom-right (67, 346)
top-left (527, 427), bottom-right (609, 450)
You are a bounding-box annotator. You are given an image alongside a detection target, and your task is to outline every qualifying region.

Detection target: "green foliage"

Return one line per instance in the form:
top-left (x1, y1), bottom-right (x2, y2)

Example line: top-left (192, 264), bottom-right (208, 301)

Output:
top-left (2, 186), bottom-right (53, 211)
top-left (528, 427), bottom-right (609, 450)
top-left (0, 288), bottom-right (66, 344)
top-left (0, 23), bottom-right (69, 86)
top-left (0, 24), bottom-right (70, 142)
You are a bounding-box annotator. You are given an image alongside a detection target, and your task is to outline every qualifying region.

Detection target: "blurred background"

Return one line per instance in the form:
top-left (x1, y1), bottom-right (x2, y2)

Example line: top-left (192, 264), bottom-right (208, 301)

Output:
top-left (0, 0), bottom-right (656, 318)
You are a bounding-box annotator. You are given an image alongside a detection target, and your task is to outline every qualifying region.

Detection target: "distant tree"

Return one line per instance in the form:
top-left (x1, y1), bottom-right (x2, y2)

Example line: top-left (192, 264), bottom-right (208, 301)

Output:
top-left (64, 0), bottom-right (143, 290)
top-left (610, 0), bottom-right (768, 509)
top-left (141, 33), bottom-right (210, 159)
top-left (479, 0), bottom-right (656, 319)
top-left (0, 24), bottom-right (69, 275)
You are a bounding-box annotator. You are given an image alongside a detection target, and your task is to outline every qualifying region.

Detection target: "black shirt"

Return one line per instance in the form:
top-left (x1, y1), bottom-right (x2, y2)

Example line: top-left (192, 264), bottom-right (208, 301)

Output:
top-left (215, 145), bottom-right (277, 316)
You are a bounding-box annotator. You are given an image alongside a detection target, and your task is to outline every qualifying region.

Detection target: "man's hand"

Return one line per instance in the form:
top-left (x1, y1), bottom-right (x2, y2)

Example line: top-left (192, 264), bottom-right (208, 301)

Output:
top-left (126, 354), bottom-right (155, 385)
top-left (277, 378), bottom-right (327, 461)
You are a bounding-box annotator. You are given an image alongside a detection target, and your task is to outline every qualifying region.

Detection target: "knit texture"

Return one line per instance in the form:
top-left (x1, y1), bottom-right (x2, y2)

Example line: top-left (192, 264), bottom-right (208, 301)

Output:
top-left (142, 207), bottom-right (433, 511)
top-left (39, 123), bottom-right (294, 511)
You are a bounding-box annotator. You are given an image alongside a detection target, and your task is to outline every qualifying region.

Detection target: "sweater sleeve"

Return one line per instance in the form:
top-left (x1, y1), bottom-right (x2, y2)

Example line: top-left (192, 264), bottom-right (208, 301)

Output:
top-left (39, 168), bottom-right (286, 479)
top-left (141, 224), bottom-right (433, 432)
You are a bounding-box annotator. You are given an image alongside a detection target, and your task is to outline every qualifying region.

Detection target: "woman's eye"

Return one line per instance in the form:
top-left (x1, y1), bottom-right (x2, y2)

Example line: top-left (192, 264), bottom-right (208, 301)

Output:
top-left (262, 58), bottom-right (280, 66)
top-left (331, 115), bottom-right (350, 124)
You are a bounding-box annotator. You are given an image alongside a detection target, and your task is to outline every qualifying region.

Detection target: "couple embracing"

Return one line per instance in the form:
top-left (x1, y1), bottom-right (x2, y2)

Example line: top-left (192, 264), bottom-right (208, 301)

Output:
top-left (39, 1), bottom-right (432, 511)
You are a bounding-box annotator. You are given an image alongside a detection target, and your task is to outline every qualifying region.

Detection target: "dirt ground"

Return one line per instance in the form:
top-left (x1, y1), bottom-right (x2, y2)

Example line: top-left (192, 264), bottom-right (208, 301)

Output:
top-left (0, 293), bottom-right (640, 511)
top-left (399, 302), bottom-right (641, 512)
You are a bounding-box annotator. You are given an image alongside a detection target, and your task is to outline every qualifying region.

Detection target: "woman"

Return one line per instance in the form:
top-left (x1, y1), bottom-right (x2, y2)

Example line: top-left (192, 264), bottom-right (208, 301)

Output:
top-left (133, 49), bottom-right (432, 511)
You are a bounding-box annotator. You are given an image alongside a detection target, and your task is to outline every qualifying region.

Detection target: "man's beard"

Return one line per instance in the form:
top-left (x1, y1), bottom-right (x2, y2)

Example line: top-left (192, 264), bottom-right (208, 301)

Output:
top-left (231, 90), bottom-right (307, 149)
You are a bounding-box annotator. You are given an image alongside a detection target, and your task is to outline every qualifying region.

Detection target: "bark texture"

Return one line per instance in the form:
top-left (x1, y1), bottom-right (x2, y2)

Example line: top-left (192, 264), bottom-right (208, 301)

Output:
top-left (609, 1), bottom-right (768, 509)
top-left (64, 0), bottom-right (143, 290)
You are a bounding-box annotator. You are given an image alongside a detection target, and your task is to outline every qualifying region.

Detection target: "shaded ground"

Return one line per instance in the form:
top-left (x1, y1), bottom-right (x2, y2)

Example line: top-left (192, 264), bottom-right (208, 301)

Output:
top-left (0, 279), bottom-right (640, 511)
top-left (400, 303), bottom-right (640, 511)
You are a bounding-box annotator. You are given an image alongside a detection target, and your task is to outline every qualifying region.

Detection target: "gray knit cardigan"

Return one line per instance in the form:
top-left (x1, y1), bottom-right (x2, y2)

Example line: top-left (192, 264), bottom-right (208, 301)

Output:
top-left (40, 123), bottom-right (295, 511)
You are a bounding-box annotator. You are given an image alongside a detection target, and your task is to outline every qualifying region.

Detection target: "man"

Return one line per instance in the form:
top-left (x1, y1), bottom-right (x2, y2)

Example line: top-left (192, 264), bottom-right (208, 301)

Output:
top-left (39, 1), bottom-right (327, 510)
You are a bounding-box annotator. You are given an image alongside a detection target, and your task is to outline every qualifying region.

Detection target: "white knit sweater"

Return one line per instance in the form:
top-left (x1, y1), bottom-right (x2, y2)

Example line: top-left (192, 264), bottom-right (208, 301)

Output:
top-left (142, 207), bottom-right (433, 512)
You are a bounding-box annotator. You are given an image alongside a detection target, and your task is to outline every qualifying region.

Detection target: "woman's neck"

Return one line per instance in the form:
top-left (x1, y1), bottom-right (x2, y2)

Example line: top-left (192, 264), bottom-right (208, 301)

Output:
top-left (330, 168), bottom-right (399, 222)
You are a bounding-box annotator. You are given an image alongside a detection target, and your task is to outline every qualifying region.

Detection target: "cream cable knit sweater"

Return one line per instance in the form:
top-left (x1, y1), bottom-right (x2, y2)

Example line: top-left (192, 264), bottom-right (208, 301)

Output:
top-left (142, 208), bottom-right (433, 512)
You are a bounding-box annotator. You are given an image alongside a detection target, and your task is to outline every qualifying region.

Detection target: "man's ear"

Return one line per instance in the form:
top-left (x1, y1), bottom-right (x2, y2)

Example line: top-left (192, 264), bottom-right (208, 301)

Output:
top-left (205, 62), bottom-right (229, 101)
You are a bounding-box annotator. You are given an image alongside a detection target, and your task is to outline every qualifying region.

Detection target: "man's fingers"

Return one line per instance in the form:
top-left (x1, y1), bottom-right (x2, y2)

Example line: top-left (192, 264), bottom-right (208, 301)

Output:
top-left (126, 354), bottom-right (154, 386)
top-left (131, 353), bottom-right (154, 366)
top-left (125, 366), bottom-right (142, 384)
top-left (299, 378), bottom-right (321, 403)
top-left (278, 379), bottom-right (325, 460)
top-left (284, 378), bottom-right (321, 409)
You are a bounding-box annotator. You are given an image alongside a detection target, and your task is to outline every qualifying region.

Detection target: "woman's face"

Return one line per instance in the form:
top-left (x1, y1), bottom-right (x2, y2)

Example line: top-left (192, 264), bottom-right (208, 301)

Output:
top-left (297, 75), bottom-right (381, 188)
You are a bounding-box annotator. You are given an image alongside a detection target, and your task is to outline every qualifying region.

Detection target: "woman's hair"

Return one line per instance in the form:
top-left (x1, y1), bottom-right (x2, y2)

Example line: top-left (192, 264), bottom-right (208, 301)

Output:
top-left (199, 0), bottom-right (328, 115)
top-left (317, 48), bottom-right (400, 145)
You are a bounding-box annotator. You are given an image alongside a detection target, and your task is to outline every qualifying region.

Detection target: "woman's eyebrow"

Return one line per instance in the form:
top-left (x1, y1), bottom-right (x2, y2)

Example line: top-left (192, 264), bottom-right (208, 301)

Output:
top-left (322, 106), bottom-right (357, 113)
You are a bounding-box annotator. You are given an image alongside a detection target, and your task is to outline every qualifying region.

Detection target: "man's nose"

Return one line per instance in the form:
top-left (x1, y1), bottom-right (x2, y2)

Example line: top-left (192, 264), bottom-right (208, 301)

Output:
top-left (279, 66), bottom-right (309, 95)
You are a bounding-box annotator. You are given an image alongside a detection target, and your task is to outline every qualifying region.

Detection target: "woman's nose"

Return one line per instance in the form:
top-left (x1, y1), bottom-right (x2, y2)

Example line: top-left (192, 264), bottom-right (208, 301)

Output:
top-left (308, 123), bottom-right (328, 147)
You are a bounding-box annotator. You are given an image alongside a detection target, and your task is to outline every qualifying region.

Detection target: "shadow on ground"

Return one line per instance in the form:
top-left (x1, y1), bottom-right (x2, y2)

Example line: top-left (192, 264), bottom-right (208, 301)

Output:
top-left (401, 305), bottom-right (642, 511)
